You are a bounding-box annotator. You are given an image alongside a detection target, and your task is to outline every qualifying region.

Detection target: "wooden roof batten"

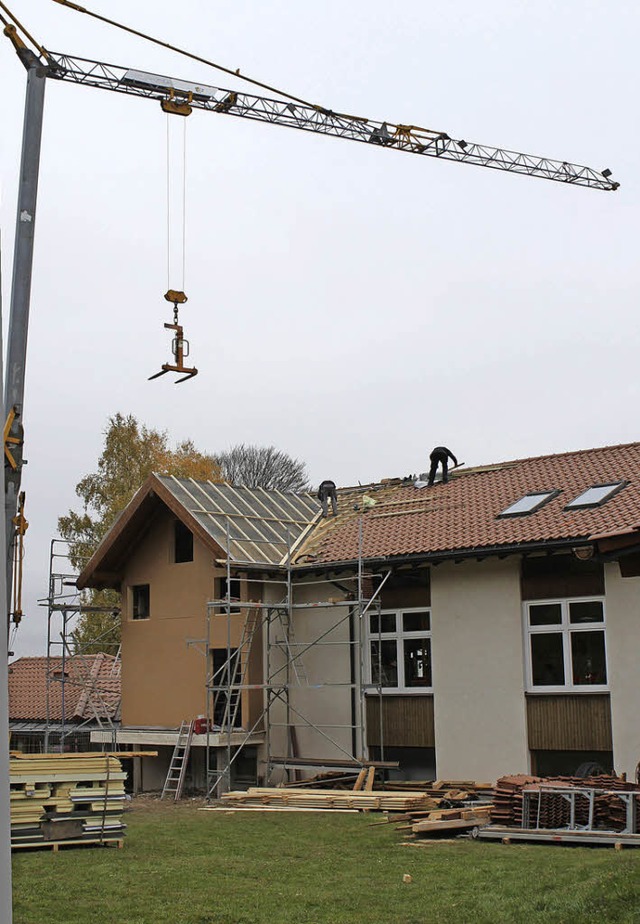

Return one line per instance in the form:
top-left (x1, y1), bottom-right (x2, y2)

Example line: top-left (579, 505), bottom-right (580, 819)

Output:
top-left (77, 474), bottom-right (321, 587)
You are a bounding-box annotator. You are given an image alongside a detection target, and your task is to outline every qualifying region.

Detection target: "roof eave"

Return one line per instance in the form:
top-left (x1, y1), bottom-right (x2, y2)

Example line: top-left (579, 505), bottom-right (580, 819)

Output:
top-left (290, 536), bottom-right (594, 573)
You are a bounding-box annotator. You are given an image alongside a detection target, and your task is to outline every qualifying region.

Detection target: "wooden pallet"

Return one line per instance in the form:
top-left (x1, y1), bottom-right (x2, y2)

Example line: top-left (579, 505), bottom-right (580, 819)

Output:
top-left (12, 838), bottom-right (124, 852)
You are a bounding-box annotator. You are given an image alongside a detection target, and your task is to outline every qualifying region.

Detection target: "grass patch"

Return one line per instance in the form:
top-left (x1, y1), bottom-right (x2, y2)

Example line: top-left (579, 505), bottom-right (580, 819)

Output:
top-left (11, 799), bottom-right (640, 924)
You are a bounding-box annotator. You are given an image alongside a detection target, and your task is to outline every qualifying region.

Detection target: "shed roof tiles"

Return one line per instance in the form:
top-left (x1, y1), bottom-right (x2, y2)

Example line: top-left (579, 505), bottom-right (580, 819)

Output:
top-left (8, 654), bottom-right (121, 723)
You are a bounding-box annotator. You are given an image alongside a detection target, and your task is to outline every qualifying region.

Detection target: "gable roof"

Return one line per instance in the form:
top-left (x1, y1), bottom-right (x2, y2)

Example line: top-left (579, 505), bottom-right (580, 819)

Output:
top-left (8, 654), bottom-right (120, 723)
top-left (155, 475), bottom-right (320, 564)
top-left (77, 473), bottom-right (320, 588)
top-left (77, 442), bottom-right (640, 588)
top-left (293, 442), bottom-right (640, 566)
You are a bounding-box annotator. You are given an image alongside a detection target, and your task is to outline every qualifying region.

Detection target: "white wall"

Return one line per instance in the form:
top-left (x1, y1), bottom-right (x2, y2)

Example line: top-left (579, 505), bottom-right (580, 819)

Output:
top-left (604, 562), bottom-right (640, 779)
top-left (431, 557), bottom-right (529, 781)
top-left (262, 578), bottom-right (355, 776)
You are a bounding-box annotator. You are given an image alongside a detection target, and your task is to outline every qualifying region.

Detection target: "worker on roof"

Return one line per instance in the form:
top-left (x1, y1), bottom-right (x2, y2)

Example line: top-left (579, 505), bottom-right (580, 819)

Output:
top-left (318, 480), bottom-right (338, 517)
top-left (427, 446), bottom-right (458, 486)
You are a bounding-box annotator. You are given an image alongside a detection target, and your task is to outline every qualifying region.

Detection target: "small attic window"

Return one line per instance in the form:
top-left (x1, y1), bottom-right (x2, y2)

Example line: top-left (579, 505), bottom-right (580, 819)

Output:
top-left (564, 482), bottom-right (627, 511)
top-left (174, 520), bottom-right (194, 563)
top-left (498, 490), bottom-right (559, 518)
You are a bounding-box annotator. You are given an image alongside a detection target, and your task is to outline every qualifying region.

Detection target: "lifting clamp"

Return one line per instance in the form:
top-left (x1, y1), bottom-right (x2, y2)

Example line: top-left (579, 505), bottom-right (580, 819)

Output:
top-left (148, 290), bottom-right (198, 383)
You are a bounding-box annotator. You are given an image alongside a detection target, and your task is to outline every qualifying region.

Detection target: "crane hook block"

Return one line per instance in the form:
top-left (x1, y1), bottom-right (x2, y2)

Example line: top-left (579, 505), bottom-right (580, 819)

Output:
top-left (165, 290), bottom-right (188, 304)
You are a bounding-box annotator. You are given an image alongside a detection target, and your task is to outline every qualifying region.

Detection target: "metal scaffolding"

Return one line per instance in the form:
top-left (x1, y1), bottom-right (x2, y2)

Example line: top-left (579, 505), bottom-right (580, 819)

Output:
top-left (204, 520), bottom-right (390, 798)
top-left (42, 539), bottom-right (121, 752)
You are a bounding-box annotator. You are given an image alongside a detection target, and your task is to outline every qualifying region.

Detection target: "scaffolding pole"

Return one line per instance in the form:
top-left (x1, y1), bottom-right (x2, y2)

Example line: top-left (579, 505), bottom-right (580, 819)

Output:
top-left (203, 517), bottom-right (391, 799)
top-left (43, 539), bottom-right (121, 752)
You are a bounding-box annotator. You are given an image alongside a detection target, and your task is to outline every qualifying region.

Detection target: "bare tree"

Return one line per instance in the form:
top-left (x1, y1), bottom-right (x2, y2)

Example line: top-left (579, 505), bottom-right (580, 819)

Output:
top-left (215, 444), bottom-right (310, 492)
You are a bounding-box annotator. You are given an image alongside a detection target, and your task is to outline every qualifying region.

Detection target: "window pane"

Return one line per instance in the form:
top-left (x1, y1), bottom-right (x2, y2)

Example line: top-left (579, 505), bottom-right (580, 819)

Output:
top-left (370, 613), bottom-right (396, 634)
top-left (531, 633), bottom-right (565, 685)
top-left (565, 484), bottom-right (623, 509)
top-left (499, 492), bottom-right (556, 516)
top-left (403, 611), bottom-right (430, 632)
top-left (370, 640), bottom-right (398, 687)
top-left (569, 601), bottom-right (604, 624)
top-left (404, 638), bottom-right (431, 687)
top-left (529, 603), bottom-right (562, 626)
top-left (571, 631), bottom-right (607, 685)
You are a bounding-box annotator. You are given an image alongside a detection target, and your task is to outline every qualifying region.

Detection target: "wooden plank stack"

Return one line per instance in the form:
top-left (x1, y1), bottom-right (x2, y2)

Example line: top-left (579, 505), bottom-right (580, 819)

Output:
top-left (220, 786), bottom-right (440, 812)
top-left (10, 753), bottom-right (128, 850)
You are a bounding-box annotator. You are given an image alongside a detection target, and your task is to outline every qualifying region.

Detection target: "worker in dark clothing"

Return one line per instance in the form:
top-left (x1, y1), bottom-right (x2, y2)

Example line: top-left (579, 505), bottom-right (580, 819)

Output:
top-left (427, 446), bottom-right (458, 486)
top-left (318, 479), bottom-right (338, 517)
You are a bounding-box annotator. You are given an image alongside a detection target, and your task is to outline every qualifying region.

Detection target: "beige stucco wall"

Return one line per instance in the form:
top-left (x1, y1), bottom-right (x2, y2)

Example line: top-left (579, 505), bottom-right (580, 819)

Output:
top-left (603, 562), bottom-right (640, 778)
top-left (121, 508), bottom-right (247, 727)
top-left (431, 557), bottom-right (529, 781)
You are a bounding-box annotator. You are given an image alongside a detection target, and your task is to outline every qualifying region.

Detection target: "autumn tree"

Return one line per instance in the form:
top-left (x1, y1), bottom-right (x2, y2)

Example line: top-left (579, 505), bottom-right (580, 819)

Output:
top-left (58, 413), bottom-right (222, 652)
top-left (215, 444), bottom-right (310, 492)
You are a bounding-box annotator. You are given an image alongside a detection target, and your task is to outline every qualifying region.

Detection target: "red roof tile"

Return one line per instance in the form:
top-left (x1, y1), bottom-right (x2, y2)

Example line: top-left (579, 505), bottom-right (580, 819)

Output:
top-left (8, 654), bottom-right (121, 722)
top-left (295, 442), bottom-right (640, 564)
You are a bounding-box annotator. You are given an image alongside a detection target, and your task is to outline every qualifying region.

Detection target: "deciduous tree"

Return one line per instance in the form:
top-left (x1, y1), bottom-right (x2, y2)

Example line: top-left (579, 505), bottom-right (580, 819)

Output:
top-left (215, 444), bottom-right (310, 492)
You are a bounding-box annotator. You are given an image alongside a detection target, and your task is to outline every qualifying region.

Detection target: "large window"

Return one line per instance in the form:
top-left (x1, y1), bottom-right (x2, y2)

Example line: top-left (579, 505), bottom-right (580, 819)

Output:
top-left (366, 608), bottom-right (432, 693)
top-left (524, 597), bottom-right (608, 692)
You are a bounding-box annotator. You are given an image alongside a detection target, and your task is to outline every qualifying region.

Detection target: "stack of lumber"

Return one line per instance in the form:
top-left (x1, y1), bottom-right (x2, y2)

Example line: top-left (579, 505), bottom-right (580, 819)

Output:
top-left (492, 774), bottom-right (640, 833)
top-left (10, 753), bottom-right (127, 850)
top-left (385, 779), bottom-right (493, 801)
top-left (220, 786), bottom-right (439, 812)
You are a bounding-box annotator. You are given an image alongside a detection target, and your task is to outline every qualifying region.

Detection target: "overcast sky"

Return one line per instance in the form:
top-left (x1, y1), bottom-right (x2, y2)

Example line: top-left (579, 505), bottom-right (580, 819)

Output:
top-left (1, 0), bottom-right (637, 657)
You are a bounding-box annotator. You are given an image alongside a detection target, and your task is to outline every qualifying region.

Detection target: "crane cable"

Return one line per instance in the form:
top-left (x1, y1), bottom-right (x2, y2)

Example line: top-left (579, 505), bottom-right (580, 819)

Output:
top-left (165, 113), bottom-right (188, 294)
top-left (0, 0), bottom-right (50, 58)
top-left (52, 0), bottom-right (323, 111)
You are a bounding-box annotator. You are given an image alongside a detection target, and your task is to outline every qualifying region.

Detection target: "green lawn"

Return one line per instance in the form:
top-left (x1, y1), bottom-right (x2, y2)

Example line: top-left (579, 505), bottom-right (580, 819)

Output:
top-left (11, 799), bottom-right (640, 924)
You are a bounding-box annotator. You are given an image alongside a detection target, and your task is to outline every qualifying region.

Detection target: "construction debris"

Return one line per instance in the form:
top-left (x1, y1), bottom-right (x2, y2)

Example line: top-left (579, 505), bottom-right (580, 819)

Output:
top-left (10, 752), bottom-right (128, 850)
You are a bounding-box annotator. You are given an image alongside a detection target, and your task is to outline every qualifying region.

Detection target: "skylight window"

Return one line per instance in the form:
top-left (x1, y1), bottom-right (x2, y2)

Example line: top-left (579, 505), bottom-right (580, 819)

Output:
top-left (564, 482), bottom-right (626, 511)
top-left (498, 491), bottom-right (559, 518)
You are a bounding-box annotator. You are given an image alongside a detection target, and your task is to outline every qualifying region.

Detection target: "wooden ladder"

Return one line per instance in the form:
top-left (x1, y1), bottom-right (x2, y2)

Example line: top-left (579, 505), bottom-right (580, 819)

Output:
top-left (161, 720), bottom-right (194, 801)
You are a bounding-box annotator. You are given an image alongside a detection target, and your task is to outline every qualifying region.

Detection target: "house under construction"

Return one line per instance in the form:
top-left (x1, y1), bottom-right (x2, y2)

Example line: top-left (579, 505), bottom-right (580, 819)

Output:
top-left (77, 442), bottom-right (640, 795)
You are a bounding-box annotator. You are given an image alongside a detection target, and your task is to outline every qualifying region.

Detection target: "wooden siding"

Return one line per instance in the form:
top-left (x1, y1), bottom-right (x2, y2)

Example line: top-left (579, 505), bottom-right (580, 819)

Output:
top-left (521, 555), bottom-right (604, 600)
top-left (380, 569), bottom-right (430, 609)
top-left (366, 695), bottom-right (434, 747)
top-left (526, 695), bottom-right (612, 750)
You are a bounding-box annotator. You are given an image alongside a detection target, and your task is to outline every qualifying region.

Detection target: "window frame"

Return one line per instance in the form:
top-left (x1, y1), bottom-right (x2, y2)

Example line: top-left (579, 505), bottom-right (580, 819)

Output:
top-left (131, 583), bottom-right (150, 621)
top-left (365, 606), bottom-right (433, 695)
top-left (498, 490), bottom-right (560, 518)
top-left (523, 595), bottom-right (608, 693)
top-left (219, 577), bottom-right (242, 615)
top-left (564, 481), bottom-right (627, 511)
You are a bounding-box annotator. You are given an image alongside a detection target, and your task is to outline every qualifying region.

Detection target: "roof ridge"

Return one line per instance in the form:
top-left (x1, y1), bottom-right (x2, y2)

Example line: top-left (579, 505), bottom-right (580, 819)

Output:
top-left (487, 440), bottom-right (640, 469)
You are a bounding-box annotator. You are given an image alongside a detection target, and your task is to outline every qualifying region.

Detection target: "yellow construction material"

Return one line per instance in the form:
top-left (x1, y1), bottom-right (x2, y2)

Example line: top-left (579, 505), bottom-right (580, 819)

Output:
top-left (9, 753), bottom-right (128, 850)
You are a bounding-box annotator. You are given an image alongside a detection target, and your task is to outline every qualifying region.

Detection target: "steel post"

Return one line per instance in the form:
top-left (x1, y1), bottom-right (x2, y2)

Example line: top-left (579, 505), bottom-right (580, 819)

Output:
top-left (4, 61), bottom-right (47, 618)
top-left (0, 232), bottom-right (14, 922)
